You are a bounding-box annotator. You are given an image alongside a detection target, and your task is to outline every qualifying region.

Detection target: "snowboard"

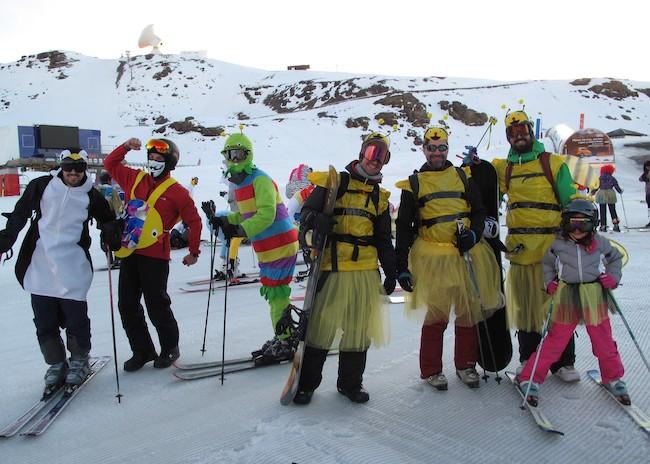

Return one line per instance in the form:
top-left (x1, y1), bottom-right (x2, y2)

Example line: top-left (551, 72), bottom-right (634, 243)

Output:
top-left (468, 160), bottom-right (512, 372)
top-left (280, 166), bottom-right (339, 405)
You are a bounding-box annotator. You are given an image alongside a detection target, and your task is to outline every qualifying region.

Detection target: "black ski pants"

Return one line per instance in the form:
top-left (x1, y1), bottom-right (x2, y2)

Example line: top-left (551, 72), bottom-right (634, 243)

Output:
top-left (31, 294), bottom-right (91, 364)
top-left (599, 204), bottom-right (619, 227)
top-left (299, 346), bottom-right (368, 392)
top-left (518, 330), bottom-right (575, 373)
top-left (118, 254), bottom-right (178, 356)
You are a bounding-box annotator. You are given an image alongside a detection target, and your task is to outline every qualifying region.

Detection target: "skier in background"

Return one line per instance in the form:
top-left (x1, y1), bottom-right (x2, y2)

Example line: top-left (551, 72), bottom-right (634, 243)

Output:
top-left (97, 170), bottom-right (124, 268)
top-left (395, 126), bottom-right (502, 391)
top-left (293, 132), bottom-right (396, 405)
top-left (492, 110), bottom-right (579, 382)
top-left (517, 198), bottom-right (627, 406)
top-left (0, 149), bottom-right (120, 395)
top-left (202, 132), bottom-right (299, 362)
top-left (640, 160), bottom-right (650, 227)
top-left (104, 138), bottom-right (202, 372)
top-left (592, 164), bottom-right (623, 232)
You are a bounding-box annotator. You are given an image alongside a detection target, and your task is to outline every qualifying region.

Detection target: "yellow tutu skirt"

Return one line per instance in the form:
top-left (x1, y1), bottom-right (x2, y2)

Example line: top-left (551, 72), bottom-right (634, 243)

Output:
top-left (306, 269), bottom-right (389, 351)
top-left (405, 238), bottom-right (503, 327)
top-left (506, 263), bottom-right (550, 332)
top-left (552, 281), bottom-right (610, 326)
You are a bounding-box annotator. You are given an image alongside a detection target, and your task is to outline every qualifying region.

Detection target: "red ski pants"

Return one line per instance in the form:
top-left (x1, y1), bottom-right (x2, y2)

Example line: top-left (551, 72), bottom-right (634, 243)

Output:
top-left (420, 321), bottom-right (477, 378)
top-left (519, 318), bottom-right (624, 384)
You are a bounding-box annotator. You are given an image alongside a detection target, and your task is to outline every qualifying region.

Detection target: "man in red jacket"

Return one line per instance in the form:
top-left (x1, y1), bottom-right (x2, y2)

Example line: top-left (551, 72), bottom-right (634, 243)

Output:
top-left (104, 137), bottom-right (202, 371)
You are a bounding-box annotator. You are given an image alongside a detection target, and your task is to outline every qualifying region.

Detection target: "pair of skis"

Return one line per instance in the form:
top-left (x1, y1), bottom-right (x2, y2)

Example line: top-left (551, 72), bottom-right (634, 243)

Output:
top-left (0, 356), bottom-right (110, 437)
top-left (180, 278), bottom-right (260, 293)
top-left (507, 370), bottom-right (650, 435)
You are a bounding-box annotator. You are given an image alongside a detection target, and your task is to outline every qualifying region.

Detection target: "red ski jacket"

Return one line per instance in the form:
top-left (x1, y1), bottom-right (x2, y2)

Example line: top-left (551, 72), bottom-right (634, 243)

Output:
top-left (104, 144), bottom-right (202, 260)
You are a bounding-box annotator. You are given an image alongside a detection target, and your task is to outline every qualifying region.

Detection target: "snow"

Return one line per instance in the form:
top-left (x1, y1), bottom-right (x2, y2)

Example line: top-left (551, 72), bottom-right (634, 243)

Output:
top-left (1, 52), bottom-right (650, 463)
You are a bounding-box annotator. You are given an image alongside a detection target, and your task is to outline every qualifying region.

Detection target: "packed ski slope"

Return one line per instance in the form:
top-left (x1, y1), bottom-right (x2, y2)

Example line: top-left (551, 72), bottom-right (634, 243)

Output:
top-left (1, 141), bottom-right (649, 463)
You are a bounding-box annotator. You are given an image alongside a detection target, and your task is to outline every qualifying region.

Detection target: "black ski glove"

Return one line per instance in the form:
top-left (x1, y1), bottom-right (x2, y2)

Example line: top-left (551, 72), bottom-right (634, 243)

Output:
top-left (456, 229), bottom-right (477, 254)
top-left (398, 271), bottom-right (414, 293)
top-left (201, 200), bottom-right (216, 221)
top-left (100, 220), bottom-right (123, 252)
top-left (0, 230), bottom-right (15, 254)
top-left (214, 216), bottom-right (245, 241)
top-left (383, 276), bottom-right (397, 295)
top-left (313, 213), bottom-right (336, 236)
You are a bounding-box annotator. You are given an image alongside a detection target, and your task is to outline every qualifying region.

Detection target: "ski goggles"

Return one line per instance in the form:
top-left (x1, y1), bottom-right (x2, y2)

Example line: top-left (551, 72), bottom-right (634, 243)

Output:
top-left (566, 217), bottom-right (593, 232)
top-left (61, 162), bottom-right (87, 173)
top-left (146, 139), bottom-right (172, 155)
top-left (224, 148), bottom-right (249, 162)
top-left (423, 143), bottom-right (448, 153)
top-left (506, 123), bottom-right (531, 139)
top-left (361, 142), bottom-right (389, 164)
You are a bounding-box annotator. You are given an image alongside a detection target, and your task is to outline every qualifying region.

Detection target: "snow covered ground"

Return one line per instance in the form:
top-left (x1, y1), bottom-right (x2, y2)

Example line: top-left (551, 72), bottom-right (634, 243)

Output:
top-left (1, 146), bottom-right (649, 463)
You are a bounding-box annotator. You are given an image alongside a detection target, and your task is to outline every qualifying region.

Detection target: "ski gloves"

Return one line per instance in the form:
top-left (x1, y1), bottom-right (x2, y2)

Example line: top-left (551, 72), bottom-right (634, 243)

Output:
top-left (462, 146), bottom-right (480, 166)
top-left (398, 271), bottom-right (414, 292)
top-left (0, 229), bottom-right (14, 254)
top-left (456, 229), bottom-right (477, 253)
top-left (599, 273), bottom-right (618, 290)
top-left (100, 220), bottom-right (123, 251)
top-left (201, 200), bottom-right (246, 241)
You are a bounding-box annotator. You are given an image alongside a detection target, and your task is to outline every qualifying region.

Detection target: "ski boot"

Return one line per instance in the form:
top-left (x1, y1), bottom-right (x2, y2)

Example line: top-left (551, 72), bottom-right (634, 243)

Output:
top-left (212, 270), bottom-right (227, 281)
top-left (605, 379), bottom-right (631, 405)
top-left (554, 365), bottom-right (581, 383)
top-left (456, 367), bottom-right (480, 389)
top-left (426, 373), bottom-right (448, 391)
top-left (123, 350), bottom-right (157, 372)
top-left (154, 346), bottom-right (180, 368)
top-left (293, 389), bottom-right (314, 405)
top-left (518, 380), bottom-right (540, 407)
top-left (65, 355), bottom-right (91, 392)
top-left (612, 219), bottom-right (621, 232)
top-left (260, 338), bottom-right (295, 364)
top-left (599, 225), bottom-right (607, 232)
top-left (43, 361), bottom-right (68, 398)
top-left (251, 337), bottom-right (276, 358)
top-left (337, 385), bottom-right (370, 403)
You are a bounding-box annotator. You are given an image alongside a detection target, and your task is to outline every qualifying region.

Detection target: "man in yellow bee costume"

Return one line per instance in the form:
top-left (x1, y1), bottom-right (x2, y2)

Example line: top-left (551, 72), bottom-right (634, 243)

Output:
top-left (492, 110), bottom-right (579, 382)
top-left (395, 126), bottom-right (503, 391)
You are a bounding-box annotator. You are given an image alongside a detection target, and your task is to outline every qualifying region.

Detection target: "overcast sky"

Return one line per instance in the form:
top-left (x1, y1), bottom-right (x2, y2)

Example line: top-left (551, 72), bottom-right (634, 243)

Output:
top-left (1, 0), bottom-right (648, 81)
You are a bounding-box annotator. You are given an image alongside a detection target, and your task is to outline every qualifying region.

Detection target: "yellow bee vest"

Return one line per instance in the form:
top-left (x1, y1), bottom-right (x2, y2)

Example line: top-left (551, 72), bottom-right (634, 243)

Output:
top-left (396, 167), bottom-right (470, 244)
top-left (310, 171), bottom-right (390, 272)
top-left (493, 154), bottom-right (565, 264)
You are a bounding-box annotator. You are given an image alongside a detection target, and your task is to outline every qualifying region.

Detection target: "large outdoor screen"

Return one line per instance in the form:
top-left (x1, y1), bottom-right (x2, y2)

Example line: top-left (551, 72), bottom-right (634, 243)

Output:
top-left (39, 125), bottom-right (79, 149)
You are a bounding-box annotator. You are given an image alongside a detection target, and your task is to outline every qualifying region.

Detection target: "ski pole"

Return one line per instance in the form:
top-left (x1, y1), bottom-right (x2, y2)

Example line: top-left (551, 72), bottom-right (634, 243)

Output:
top-left (617, 192), bottom-right (629, 229)
top-left (220, 238), bottom-right (231, 386)
top-left (105, 249), bottom-right (123, 404)
top-left (200, 225), bottom-right (218, 356)
top-left (607, 290), bottom-right (650, 375)
top-left (521, 299), bottom-right (555, 409)
top-left (456, 220), bottom-right (491, 382)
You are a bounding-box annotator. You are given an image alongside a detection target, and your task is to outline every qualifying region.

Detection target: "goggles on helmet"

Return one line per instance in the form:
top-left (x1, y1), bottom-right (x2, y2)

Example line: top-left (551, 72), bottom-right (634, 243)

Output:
top-left (424, 143), bottom-right (449, 153)
top-left (362, 142), bottom-right (389, 164)
top-left (225, 148), bottom-right (249, 162)
top-left (506, 123), bottom-right (531, 139)
top-left (146, 139), bottom-right (172, 155)
top-left (566, 217), bottom-right (594, 233)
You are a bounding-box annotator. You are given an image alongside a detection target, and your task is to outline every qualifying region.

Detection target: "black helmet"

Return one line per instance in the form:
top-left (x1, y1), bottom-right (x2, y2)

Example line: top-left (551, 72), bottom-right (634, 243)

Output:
top-left (98, 170), bottom-right (111, 184)
top-left (561, 198), bottom-right (598, 234)
top-left (146, 138), bottom-right (180, 171)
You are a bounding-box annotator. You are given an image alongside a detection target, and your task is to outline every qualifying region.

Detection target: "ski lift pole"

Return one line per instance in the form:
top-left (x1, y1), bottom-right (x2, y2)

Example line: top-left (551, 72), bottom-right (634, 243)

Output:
top-left (105, 249), bottom-right (123, 404)
top-left (521, 299), bottom-right (555, 409)
top-left (608, 290), bottom-right (650, 375)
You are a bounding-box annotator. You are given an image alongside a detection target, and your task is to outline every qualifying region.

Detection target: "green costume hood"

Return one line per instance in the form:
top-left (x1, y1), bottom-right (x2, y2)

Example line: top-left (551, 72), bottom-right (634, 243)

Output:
top-left (222, 133), bottom-right (255, 175)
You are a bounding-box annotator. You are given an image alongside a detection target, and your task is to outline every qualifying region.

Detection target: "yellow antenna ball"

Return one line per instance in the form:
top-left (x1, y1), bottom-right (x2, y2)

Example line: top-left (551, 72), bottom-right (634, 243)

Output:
top-left (426, 112), bottom-right (432, 119)
top-left (501, 104), bottom-right (507, 109)
top-left (238, 124), bottom-right (245, 134)
top-left (518, 99), bottom-right (525, 104)
top-left (392, 124), bottom-right (399, 131)
top-left (378, 118), bottom-right (385, 125)
top-left (489, 116), bottom-right (497, 125)
top-left (443, 115), bottom-right (448, 120)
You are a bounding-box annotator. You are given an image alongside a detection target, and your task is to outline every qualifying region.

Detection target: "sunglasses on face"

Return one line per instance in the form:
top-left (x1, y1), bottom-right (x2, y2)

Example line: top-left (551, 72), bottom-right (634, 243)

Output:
top-left (61, 162), bottom-right (87, 173)
top-left (362, 142), bottom-right (389, 164)
top-left (146, 139), bottom-right (171, 155)
top-left (225, 148), bottom-right (248, 162)
top-left (424, 143), bottom-right (448, 153)
top-left (567, 217), bottom-right (593, 232)
top-left (506, 124), bottom-right (530, 139)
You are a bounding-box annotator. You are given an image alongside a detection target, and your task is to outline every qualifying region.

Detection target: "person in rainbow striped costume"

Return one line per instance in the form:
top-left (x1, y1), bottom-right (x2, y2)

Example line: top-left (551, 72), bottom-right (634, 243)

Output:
top-left (215, 131), bottom-right (300, 361)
